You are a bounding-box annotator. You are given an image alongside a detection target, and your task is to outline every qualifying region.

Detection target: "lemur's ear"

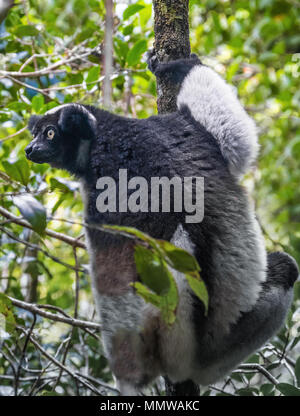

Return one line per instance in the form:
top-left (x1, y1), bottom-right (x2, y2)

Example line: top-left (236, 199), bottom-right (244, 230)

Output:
top-left (28, 115), bottom-right (42, 133)
top-left (58, 104), bottom-right (97, 141)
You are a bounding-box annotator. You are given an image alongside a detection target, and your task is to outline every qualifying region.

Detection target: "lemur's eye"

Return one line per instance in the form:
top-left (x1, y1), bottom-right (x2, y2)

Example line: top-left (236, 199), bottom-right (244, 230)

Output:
top-left (47, 129), bottom-right (55, 140)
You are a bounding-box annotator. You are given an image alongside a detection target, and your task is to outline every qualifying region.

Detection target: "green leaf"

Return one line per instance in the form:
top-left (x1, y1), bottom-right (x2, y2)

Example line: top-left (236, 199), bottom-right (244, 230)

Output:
top-left (114, 37), bottom-right (129, 63)
top-left (131, 281), bottom-right (161, 308)
top-left (13, 194), bottom-right (47, 235)
top-left (0, 293), bottom-right (16, 334)
top-left (105, 225), bottom-right (207, 316)
top-left (211, 11), bottom-right (222, 32)
top-left (13, 25), bottom-right (39, 37)
top-left (40, 391), bottom-right (61, 396)
top-left (157, 240), bottom-right (200, 272)
top-left (32, 94), bottom-right (45, 113)
top-left (236, 387), bottom-right (257, 396)
top-left (103, 224), bottom-right (157, 246)
top-left (185, 273), bottom-right (209, 315)
top-left (226, 61), bottom-right (240, 82)
top-left (134, 245), bottom-right (171, 295)
top-left (48, 177), bottom-right (72, 193)
top-left (122, 24), bottom-right (134, 36)
top-left (132, 271), bottom-right (179, 325)
top-left (260, 383), bottom-right (275, 396)
top-left (2, 159), bottom-right (30, 186)
top-left (86, 66), bottom-right (100, 89)
top-left (159, 266), bottom-right (178, 325)
top-left (276, 383), bottom-right (300, 396)
top-left (7, 102), bottom-right (30, 112)
top-left (123, 4), bottom-right (145, 20)
top-left (51, 194), bottom-right (69, 214)
top-left (127, 39), bottom-right (147, 67)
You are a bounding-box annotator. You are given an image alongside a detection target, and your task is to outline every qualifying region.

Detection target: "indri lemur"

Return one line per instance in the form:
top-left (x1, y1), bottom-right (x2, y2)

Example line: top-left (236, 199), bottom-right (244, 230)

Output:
top-left (26, 53), bottom-right (299, 395)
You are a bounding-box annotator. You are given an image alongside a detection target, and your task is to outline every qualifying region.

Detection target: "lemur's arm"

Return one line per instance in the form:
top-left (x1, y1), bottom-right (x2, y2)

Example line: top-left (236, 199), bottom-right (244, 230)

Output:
top-left (147, 52), bottom-right (258, 177)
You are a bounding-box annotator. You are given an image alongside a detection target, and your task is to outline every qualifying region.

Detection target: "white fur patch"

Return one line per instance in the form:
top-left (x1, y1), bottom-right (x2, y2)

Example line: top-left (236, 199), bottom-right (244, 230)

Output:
top-left (177, 65), bottom-right (259, 177)
top-left (115, 379), bottom-right (138, 396)
top-left (158, 223), bottom-right (197, 382)
top-left (209, 208), bottom-right (267, 338)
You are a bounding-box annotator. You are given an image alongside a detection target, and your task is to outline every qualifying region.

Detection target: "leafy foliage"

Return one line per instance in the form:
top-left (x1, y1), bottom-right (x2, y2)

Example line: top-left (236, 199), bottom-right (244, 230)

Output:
top-left (105, 224), bottom-right (207, 323)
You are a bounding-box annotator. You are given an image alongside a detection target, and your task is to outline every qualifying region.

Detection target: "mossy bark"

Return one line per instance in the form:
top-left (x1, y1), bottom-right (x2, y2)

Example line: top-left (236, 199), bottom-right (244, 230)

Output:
top-left (152, 0), bottom-right (199, 397)
top-left (153, 0), bottom-right (191, 113)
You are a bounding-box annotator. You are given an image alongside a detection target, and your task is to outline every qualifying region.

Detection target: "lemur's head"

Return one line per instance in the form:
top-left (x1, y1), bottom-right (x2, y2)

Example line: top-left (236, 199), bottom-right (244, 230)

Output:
top-left (26, 104), bottom-right (97, 175)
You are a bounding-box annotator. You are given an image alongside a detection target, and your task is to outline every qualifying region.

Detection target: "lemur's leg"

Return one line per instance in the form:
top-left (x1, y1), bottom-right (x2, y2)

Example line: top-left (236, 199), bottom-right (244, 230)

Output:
top-left (90, 239), bottom-right (161, 396)
top-left (198, 252), bottom-right (299, 384)
top-left (147, 51), bottom-right (258, 177)
top-left (228, 251), bottom-right (298, 358)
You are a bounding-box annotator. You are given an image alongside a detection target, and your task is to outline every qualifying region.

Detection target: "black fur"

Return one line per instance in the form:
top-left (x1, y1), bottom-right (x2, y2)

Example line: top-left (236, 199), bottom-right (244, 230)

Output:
top-left (147, 50), bottom-right (202, 84)
top-left (58, 105), bottom-right (96, 141)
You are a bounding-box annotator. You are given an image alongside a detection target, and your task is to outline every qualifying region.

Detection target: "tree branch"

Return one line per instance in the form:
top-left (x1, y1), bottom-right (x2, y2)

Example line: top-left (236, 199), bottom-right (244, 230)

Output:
top-left (238, 363), bottom-right (279, 386)
top-left (0, 206), bottom-right (86, 249)
top-left (8, 296), bottom-right (101, 331)
top-left (0, 226), bottom-right (85, 273)
top-left (16, 326), bottom-right (104, 396)
top-left (152, 0), bottom-right (191, 113)
top-left (0, 51), bottom-right (92, 78)
top-left (103, 0), bottom-right (114, 108)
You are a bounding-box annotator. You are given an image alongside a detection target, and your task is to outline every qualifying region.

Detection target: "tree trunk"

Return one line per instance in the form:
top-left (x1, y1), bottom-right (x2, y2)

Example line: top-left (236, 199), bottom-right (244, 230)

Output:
top-left (152, 0), bottom-right (191, 113)
top-left (103, 0), bottom-right (114, 109)
top-left (152, 0), bottom-right (199, 397)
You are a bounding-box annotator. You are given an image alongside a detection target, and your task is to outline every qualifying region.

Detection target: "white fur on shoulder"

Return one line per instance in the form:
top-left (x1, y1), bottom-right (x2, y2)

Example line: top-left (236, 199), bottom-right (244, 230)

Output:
top-left (177, 65), bottom-right (259, 177)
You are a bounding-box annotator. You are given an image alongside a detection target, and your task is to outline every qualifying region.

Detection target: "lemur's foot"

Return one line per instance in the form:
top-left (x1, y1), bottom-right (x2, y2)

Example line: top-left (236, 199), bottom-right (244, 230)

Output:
top-left (146, 50), bottom-right (202, 76)
top-left (190, 53), bottom-right (201, 62)
top-left (146, 49), bottom-right (159, 74)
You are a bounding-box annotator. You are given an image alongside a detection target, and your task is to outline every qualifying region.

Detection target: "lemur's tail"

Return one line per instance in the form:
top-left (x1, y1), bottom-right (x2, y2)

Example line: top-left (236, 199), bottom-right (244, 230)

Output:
top-left (177, 64), bottom-right (259, 177)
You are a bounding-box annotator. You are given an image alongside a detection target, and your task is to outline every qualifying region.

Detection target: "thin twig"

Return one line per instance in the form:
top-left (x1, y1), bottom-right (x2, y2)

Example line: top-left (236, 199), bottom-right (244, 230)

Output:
top-left (16, 326), bottom-right (103, 396)
top-left (75, 372), bottom-right (119, 394)
top-left (27, 336), bottom-right (102, 396)
top-left (0, 226), bottom-right (84, 273)
top-left (103, 0), bottom-right (114, 108)
top-left (0, 51), bottom-right (92, 78)
top-left (8, 296), bottom-right (101, 331)
top-left (0, 350), bottom-right (18, 392)
top-left (238, 363), bottom-right (279, 385)
top-left (4, 75), bottom-right (53, 99)
top-left (0, 374), bottom-right (56, 382)
top-left (19, 53), bottom-right (55, 72)
top-left (52, 247), bottom-right (81, 392)
top-left (0, 206), bottom-right (86, 249)
top-left (15, 314), bottom-right (37, 396)
top-left (0, 126), bottom-right (28, 143)
top-left (28, 336), bottom-right (73, 396)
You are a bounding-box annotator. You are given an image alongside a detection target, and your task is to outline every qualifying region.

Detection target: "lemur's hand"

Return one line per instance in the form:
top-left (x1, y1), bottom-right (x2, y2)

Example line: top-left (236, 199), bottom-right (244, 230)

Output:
top-left (146, 50), bottom-right (202, 76)
top-left (146, 49), bottom-right (159, 75)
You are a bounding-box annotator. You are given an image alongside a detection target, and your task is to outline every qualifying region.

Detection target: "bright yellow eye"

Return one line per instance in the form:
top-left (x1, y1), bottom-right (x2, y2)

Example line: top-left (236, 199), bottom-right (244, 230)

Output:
top-left (47, 129), bottom-right (55, 140)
